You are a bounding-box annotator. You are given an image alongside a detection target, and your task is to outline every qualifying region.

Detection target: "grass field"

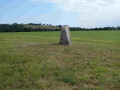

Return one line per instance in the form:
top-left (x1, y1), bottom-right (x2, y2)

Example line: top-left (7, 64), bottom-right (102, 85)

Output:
top-left (0, 31), bottom-right (120, 90)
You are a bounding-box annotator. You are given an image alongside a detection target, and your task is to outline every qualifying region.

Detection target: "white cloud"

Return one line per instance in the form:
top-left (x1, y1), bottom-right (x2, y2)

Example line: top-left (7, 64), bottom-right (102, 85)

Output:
top-left (31, 0), bottom-right (120, 28)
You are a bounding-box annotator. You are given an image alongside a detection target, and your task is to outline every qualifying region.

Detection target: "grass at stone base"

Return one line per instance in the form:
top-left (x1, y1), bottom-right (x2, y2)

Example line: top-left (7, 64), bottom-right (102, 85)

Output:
top-left (0, 31), bottom-right (120, 89)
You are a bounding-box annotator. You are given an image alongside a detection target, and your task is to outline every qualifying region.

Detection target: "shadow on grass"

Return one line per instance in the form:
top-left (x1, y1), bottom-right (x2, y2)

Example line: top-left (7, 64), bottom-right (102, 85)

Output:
top-left (51, 43), bottom-right (72, 46)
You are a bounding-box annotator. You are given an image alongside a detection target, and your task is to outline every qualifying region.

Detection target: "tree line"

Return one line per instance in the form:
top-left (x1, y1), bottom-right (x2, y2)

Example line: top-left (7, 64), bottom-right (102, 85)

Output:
top-left (0, 23), bottom-right (120, 32)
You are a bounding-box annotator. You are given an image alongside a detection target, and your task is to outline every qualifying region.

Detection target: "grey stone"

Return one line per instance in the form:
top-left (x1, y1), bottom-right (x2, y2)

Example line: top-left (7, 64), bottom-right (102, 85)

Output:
top-left (59, 25), bottom-right (71, 45)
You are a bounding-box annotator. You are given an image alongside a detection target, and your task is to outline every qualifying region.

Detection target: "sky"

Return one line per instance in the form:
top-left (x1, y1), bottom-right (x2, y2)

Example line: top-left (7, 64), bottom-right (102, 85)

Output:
top-left (0, 0), bottom-right (120, 28)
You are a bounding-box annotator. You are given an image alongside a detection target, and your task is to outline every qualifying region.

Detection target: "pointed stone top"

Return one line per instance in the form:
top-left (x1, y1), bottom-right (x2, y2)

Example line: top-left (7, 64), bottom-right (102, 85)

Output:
top-left (63, 25), bottom-right (69, 27)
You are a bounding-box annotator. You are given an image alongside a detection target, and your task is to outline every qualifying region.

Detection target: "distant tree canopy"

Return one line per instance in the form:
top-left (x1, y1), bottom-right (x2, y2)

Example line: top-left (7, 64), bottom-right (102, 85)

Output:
top-left (0, 23), bottom-right (120, 32)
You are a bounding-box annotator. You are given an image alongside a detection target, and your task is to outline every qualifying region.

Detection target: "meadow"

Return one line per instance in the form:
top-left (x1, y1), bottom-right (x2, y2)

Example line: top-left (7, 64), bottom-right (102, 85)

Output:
top-left (0, 31), bottom-right (120, 90)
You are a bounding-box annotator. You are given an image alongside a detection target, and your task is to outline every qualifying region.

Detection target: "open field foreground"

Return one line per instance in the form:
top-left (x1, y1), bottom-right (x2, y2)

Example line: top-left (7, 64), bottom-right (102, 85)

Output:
top-left (0, 31), bottom-right (120, 90)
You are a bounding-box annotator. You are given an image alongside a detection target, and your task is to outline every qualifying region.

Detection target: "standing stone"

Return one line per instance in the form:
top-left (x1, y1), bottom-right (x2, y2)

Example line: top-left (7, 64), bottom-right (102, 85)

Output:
top-left (59, 25), bottom-right (71, 45)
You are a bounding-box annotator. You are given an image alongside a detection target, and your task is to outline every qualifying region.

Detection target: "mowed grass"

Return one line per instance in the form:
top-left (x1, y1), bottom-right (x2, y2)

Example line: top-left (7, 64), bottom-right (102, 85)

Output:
top-left (0, 31), bottom-right (120, 90)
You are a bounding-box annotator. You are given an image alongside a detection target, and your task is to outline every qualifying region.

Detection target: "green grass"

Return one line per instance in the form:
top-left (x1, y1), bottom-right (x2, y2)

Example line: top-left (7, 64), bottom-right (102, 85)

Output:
top-left (0, 31), bottom-right (120, 89)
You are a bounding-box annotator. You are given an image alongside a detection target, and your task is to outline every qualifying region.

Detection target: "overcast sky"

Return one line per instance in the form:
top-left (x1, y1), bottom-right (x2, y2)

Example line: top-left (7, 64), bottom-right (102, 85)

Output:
top-left (0, 0), bottom-right (120, 28)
